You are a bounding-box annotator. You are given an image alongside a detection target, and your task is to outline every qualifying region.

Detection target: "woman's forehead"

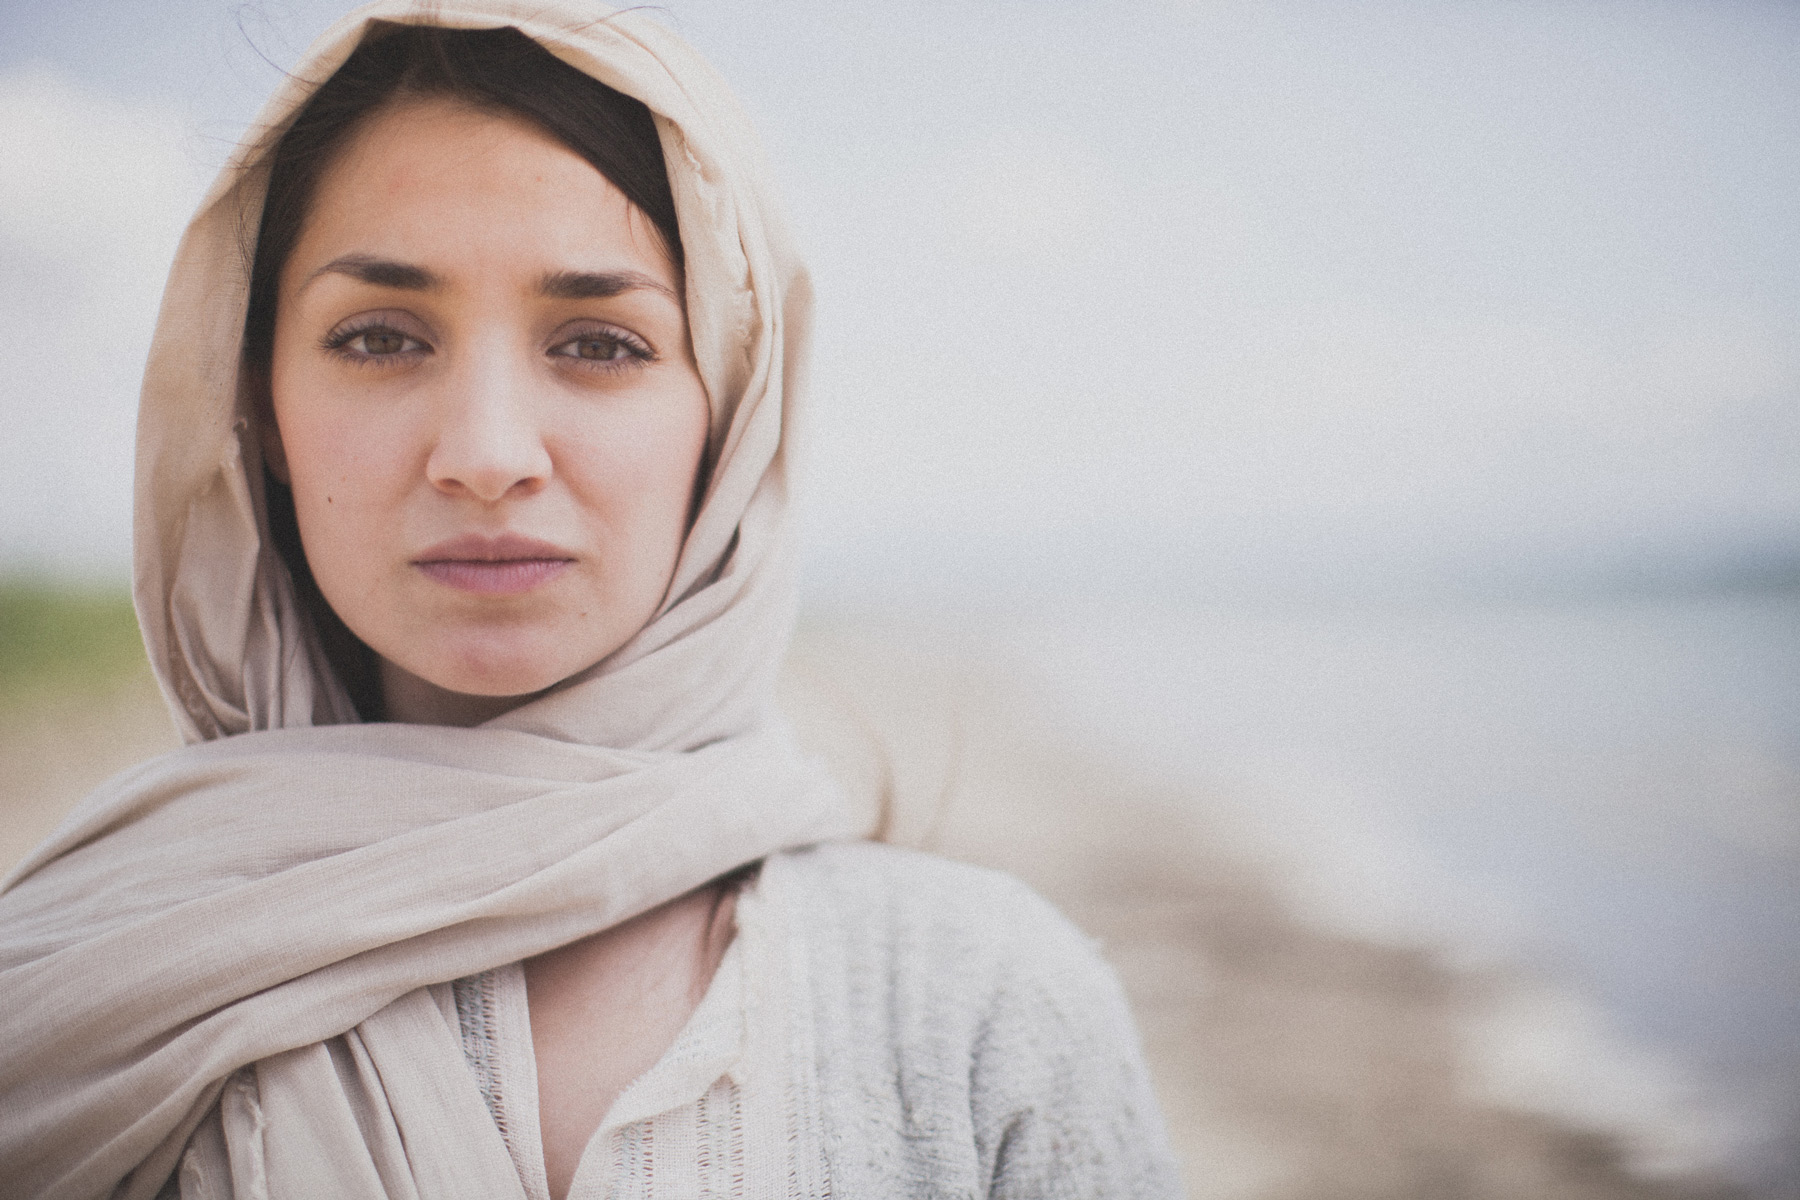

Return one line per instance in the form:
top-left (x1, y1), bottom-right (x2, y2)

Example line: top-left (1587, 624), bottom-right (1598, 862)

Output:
top-left (290, 97), bottom-right (681, 295)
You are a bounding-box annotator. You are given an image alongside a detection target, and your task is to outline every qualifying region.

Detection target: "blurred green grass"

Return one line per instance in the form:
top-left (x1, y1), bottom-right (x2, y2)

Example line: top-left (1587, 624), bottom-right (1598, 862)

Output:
top-left (0, 579), bottom-right (150, 705)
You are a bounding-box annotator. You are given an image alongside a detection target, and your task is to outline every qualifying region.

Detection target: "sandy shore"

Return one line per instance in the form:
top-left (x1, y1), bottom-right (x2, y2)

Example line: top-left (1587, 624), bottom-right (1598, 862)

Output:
top-left (0, 670), bottom-right (178, 873)
top-left (0, 628), bottom-right (1769, 1199)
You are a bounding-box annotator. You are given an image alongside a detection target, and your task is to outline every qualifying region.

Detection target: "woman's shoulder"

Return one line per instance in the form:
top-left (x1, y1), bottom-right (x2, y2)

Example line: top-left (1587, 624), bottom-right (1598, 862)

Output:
top-left (761, 841), bottom-right (1137, 1054)
top-left (765, 840), bottom-right (1104, 984)
top-left (767, 840), bottom-right (1061, 917)
top-left (761, 842), bottom-right (1184, 1197)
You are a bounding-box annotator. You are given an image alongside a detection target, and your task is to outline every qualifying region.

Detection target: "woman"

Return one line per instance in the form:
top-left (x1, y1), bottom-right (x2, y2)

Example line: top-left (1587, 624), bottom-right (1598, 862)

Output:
top-left (0, 3), bottom-right (1180, 1197)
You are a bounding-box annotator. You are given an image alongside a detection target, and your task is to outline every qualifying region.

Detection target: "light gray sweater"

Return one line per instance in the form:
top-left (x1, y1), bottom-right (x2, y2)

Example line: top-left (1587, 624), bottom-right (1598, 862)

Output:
top-left (456, 842), bottom-right (1184, 1198)
top-left (792, 843), bottom-right (1183, 1197)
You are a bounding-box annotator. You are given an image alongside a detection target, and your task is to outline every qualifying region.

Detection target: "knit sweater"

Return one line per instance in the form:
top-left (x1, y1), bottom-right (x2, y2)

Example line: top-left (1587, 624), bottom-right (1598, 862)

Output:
top-left (452, 843), bottom-right (1184, 1198)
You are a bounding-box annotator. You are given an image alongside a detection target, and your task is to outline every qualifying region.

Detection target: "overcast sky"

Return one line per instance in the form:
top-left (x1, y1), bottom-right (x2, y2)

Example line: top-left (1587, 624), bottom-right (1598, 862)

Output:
top-left (1, 0), bottom-right (1796, 602)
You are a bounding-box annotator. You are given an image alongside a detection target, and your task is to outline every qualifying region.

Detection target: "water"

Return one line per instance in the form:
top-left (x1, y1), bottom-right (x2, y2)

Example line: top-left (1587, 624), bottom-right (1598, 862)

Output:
top-left (989, 586), bottom-right (1800, 1182)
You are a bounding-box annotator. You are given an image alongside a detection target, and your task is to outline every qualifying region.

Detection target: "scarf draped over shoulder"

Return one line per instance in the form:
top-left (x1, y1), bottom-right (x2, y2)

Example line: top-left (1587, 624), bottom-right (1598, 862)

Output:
top-left (0, 3), bottom-right (877, 1196)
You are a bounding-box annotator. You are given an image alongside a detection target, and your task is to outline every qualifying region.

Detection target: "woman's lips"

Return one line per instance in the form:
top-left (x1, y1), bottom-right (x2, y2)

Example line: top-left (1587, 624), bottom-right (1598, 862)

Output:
top-left (412, 533), bottom-right (576, 596)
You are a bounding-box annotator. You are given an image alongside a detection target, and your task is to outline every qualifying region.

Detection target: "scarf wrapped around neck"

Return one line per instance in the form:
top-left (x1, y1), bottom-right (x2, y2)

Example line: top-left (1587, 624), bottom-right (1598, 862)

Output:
top-left (0, 4), bottom-right (879, 1196)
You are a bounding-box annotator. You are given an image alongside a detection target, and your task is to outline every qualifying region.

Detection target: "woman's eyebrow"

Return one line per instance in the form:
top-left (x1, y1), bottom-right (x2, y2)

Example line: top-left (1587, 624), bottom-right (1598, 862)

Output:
top-left (303, 254), bottom-right (438, 292)
top-left (539, 269), bottom-right (679, 303)
top-left (296, 258), bottom-right (678, 303)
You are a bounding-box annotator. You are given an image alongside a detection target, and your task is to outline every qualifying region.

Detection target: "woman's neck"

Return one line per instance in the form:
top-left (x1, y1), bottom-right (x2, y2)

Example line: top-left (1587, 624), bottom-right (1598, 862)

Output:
top-left (377, 657), bottom-right (532, 727)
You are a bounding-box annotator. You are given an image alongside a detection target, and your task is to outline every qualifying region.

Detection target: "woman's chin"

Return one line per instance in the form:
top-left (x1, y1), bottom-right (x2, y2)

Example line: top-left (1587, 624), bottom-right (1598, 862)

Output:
top-left (439, 661), bottom-right (560, 698)
top-left (376, 646), bottom-right (597, 725)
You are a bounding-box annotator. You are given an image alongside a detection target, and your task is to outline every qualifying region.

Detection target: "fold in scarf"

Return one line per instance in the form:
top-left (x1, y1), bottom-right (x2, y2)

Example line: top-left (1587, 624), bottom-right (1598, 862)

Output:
top-left (0, 3), bottom-right (875, 1197)
top-left (2, 726), bottom-right (860, 1199)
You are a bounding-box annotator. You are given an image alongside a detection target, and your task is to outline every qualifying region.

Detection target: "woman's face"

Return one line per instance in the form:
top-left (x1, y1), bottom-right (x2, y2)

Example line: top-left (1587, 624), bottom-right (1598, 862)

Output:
top-left (267, 98), bottom-right (708, 722)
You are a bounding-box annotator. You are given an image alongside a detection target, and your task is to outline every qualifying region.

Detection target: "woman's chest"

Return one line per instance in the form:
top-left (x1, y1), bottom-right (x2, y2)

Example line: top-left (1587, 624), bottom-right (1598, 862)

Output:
top-left (453, 870), bottom-right (829, 1200)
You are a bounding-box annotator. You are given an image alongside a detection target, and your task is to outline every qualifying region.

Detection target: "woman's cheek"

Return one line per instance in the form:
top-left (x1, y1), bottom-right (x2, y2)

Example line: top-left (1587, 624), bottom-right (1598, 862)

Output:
top-left (565, 400), bottom-right (702, 527)
top-left (281, 410), bottom-right (410, 587)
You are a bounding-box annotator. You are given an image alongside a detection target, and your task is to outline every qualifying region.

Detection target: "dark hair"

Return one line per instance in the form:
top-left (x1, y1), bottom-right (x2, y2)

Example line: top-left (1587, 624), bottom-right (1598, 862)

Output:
top-left (245, 23), bottom-right (684, 719)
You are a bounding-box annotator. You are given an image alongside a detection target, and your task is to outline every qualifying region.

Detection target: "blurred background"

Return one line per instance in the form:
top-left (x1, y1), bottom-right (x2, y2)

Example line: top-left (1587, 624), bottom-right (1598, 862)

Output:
top-left (1, 1), bottom-right (1796, 1196)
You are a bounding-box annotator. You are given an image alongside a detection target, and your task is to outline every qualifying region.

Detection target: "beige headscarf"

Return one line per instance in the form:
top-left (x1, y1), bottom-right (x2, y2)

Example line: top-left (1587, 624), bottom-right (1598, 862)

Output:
top-left (0, 3), bottom-right (878, 1197)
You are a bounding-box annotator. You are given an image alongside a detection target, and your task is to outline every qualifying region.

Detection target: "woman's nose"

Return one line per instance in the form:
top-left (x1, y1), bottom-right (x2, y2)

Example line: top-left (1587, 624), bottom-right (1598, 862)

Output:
top-left (424, 350), bottom-right (553, 503)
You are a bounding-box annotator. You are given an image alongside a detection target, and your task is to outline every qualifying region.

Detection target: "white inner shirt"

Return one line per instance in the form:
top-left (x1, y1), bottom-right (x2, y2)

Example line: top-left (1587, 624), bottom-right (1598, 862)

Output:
top-left (451, 865), bottom-right (829, 1199)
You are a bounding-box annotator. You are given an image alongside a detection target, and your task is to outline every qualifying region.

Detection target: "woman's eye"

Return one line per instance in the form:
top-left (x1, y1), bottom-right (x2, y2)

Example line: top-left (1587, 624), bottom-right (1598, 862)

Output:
top-left (323, 323), bottom-right (427, 360)
top-left (355, 330), bottom-right (412, 355)
top-left (550, 328), bottom-right (653, 366)
top-left (570, 336), bottom-right (626, 360)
